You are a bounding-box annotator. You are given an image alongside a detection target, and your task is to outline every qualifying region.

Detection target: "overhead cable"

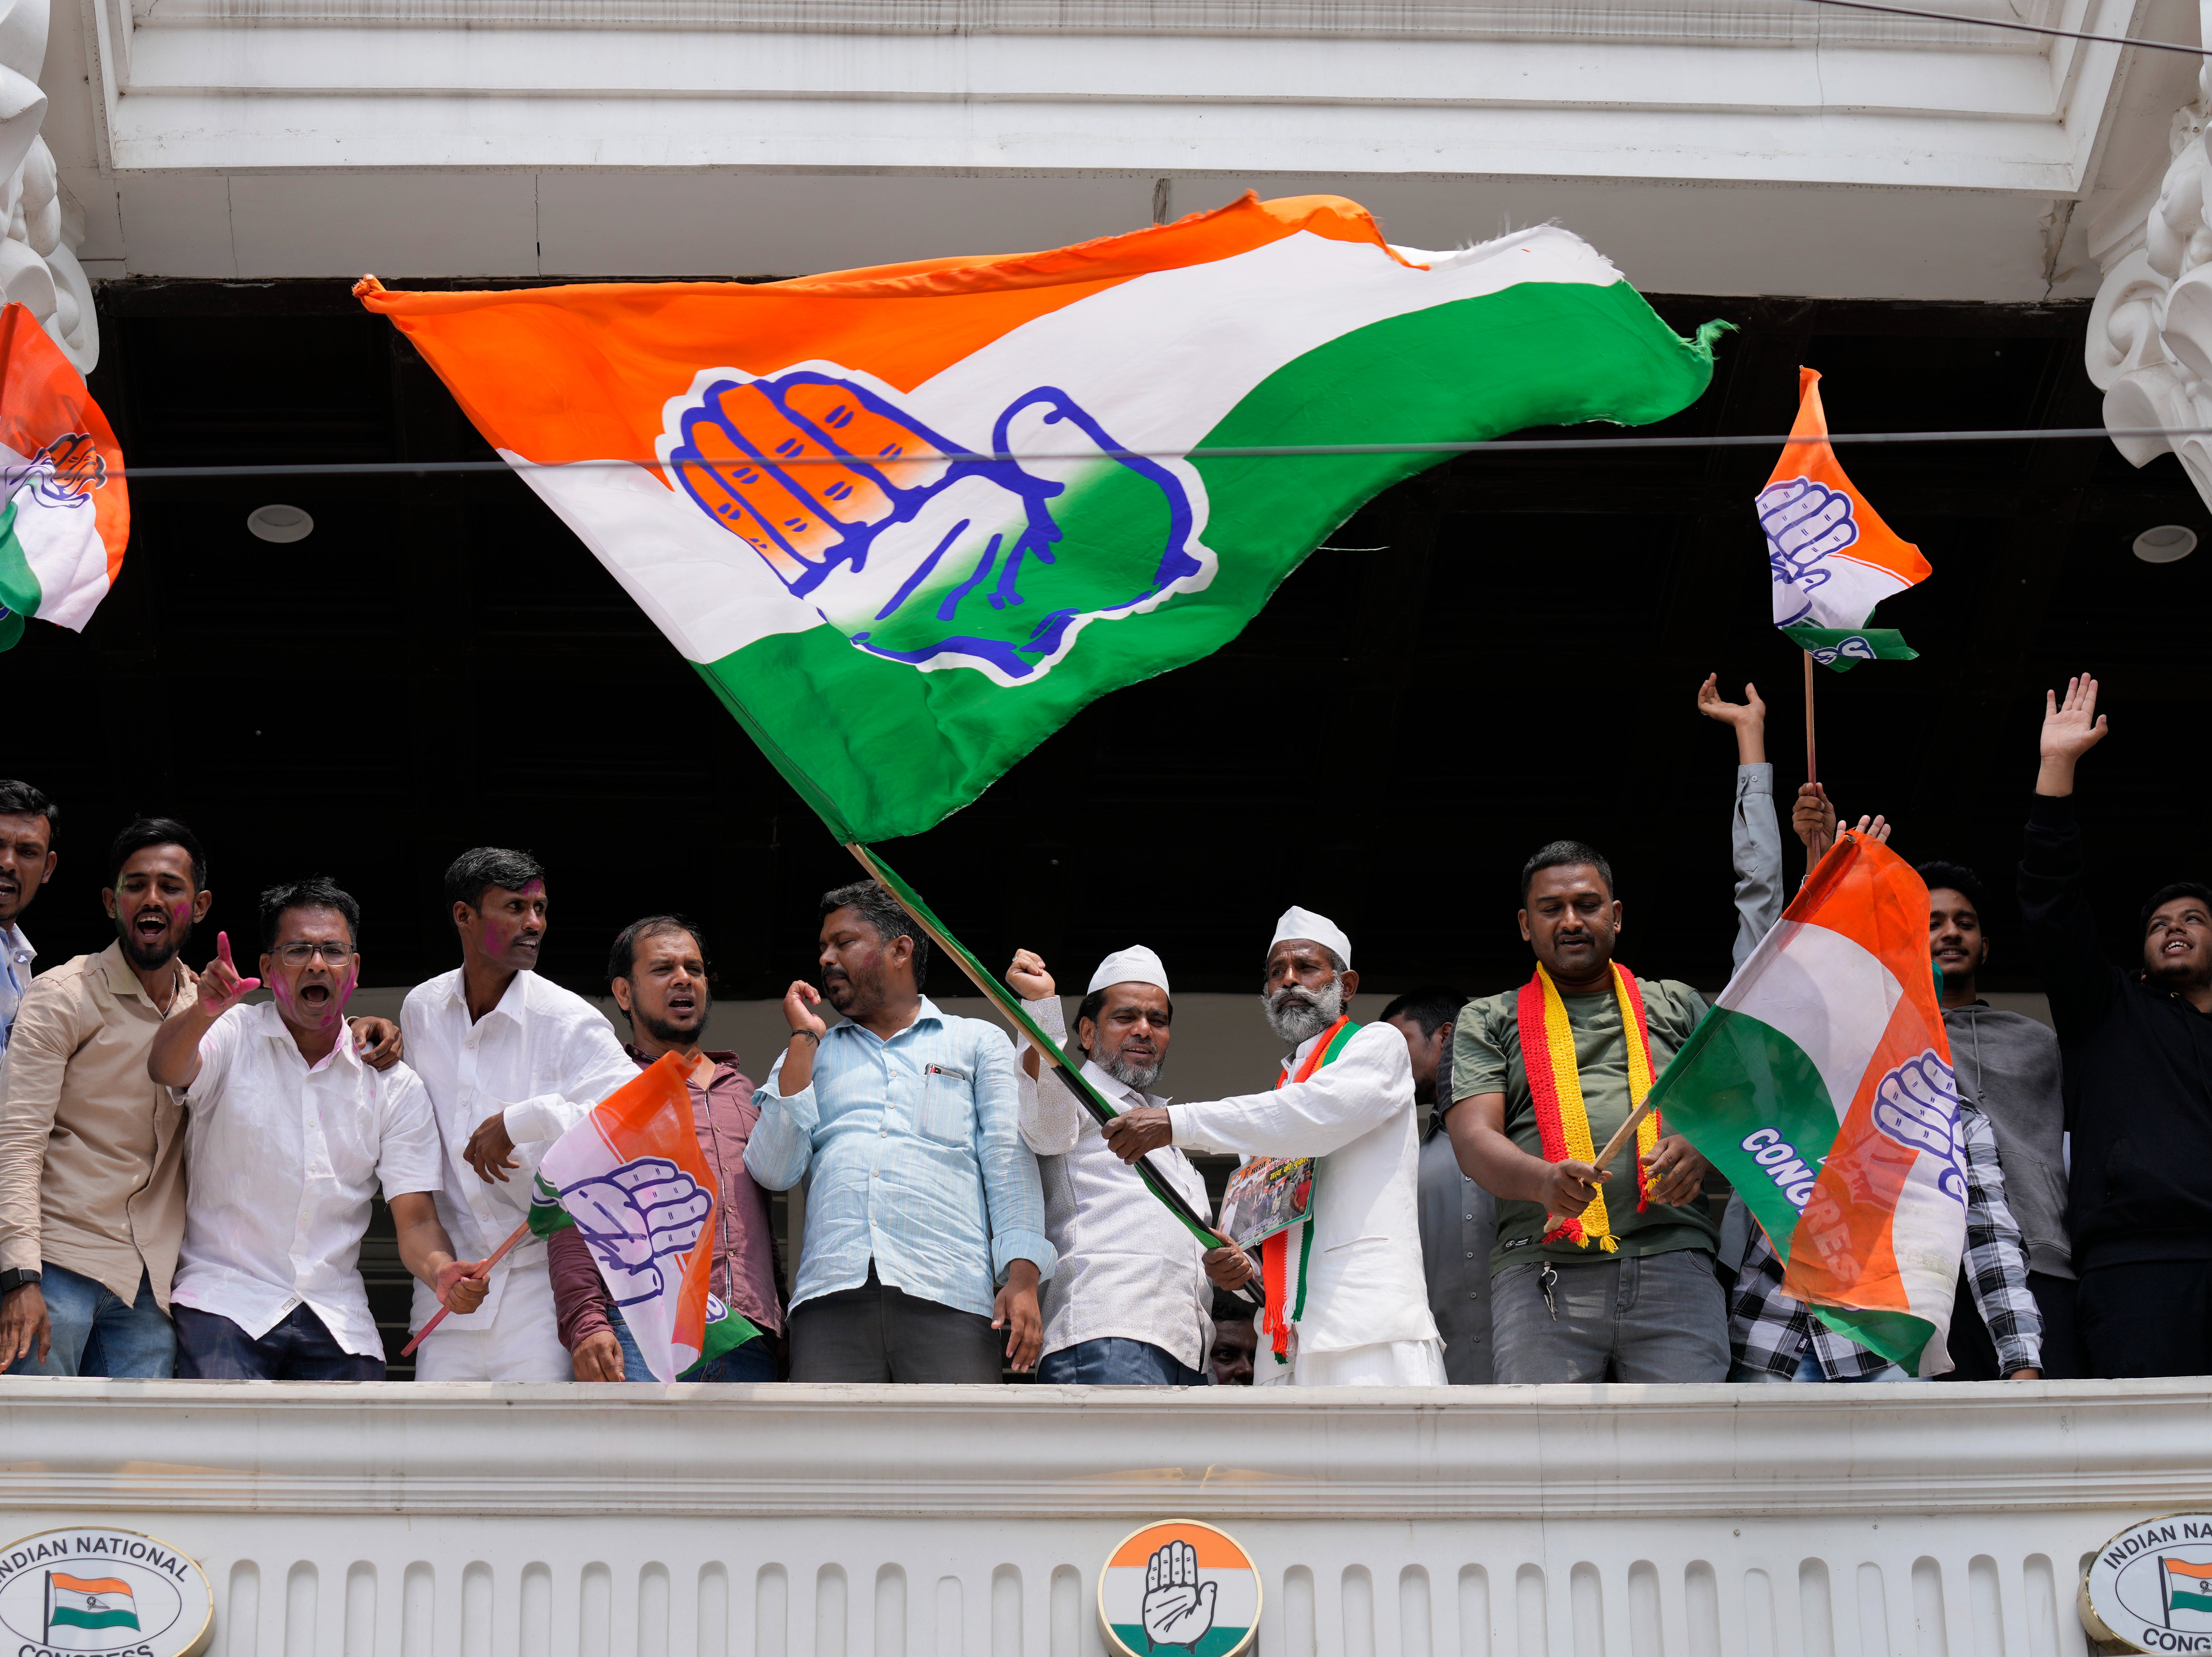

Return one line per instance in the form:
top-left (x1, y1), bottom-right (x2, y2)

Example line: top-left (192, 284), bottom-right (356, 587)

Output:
top-left (1798, 0), bottom-right (2204, 56)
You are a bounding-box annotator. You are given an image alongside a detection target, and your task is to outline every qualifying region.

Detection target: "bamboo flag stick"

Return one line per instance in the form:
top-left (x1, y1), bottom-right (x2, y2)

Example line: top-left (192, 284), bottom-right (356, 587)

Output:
top-left (400, 1219), bottom-right (528, 1357)
top-left (842, 843), bottom-right (1260, 1302)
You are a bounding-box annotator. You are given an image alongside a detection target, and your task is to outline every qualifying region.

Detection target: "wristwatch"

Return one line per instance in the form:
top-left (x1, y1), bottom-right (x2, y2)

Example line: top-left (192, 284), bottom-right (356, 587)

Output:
top-left (0, 1268), bottom-right (40, 1297)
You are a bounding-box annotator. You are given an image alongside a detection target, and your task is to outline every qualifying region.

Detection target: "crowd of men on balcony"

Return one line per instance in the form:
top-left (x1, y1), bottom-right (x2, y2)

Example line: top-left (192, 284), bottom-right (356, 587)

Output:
top-left (0, 669), bottom-right (2205, 1388)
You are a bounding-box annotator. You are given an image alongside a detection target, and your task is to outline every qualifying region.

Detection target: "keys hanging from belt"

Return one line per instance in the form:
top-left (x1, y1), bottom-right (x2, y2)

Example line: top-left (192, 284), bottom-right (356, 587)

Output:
top-left (1538, 1261), bottom-right (1559, 1322)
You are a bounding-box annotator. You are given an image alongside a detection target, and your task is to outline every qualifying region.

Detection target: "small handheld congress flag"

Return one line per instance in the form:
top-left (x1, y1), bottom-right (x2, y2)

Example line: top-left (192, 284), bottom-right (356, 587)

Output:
top-left (359, 193), bottom-right (1722, 842)
top-left (527, 1053), bottom-right (761, 1381)
top-left (1645, 831), bottom-right (1967, 1374)
top-left (1758, 367), bottom-right (1929, 674)
top-left (0, 302), bottom-right (129, 652)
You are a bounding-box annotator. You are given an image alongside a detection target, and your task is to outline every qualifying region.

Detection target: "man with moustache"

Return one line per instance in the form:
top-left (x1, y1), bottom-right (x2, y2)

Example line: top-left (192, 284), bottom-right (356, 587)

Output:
top-left (147, 879), bottom-right (486, 1379)
top-left (2020, 674), bottom-right (2212, 1377)
top-left (1446, 843), bottom-right (1725, 1384)
top-left (400, 847), bottom-right (637, 1382)
top-left (551, 916), bottom-right (785, 1384)
top-left (746, 880), bottom-right (1053, 1383)
top-left (0, 780), bottom-right (58, 1056)
top-left (1003, 943), bottom-right (1252, 1386)
top-left (1102, 908), bottom-right (1442, 1386)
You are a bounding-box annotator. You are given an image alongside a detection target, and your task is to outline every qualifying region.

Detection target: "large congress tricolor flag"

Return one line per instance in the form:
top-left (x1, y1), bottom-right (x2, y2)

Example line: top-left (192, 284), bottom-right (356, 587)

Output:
top-left (1649, 831), bottom-right (1968, 1373)
top-left (0, 302), bottom-right (129, 653)
top-left (359, 193), bottom-right (1721, 842)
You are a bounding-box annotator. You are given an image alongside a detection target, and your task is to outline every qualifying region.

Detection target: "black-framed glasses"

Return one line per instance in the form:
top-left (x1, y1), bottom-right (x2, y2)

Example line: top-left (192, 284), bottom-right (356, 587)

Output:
top-left (274, 942), bottom-right (354, 967)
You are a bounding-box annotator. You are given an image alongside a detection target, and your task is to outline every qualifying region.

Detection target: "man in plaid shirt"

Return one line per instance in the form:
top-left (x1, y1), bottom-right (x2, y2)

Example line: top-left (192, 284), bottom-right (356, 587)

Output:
top-left (1696, 677), bottom-right (2042, 1382)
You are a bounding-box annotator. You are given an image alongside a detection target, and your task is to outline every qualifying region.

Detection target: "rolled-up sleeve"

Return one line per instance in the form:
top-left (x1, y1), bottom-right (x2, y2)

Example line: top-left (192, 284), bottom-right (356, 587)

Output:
top-left (0, 979), bottom-right (79, 1274)
top-left (744, 1056), bottom-right (819, 1193)
top-left (972, 1030), bottom-right (1055, 1283)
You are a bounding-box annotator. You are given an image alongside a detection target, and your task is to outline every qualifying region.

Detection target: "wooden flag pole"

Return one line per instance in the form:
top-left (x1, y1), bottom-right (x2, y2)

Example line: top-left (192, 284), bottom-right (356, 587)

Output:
top-left (841, 842), bottom-right (1261, 1304)
top-left (400, 1219), bottom-right (528, 1357)
top-left (1803, 647), bottom-right (1820, 881)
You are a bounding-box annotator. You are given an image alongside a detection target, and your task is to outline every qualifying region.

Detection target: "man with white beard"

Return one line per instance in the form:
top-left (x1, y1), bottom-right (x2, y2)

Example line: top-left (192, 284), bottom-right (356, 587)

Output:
top-left (1005, 944), bottom-right (1253, 1385)
top-left (1102, 908), bottom-right (1442, 1386)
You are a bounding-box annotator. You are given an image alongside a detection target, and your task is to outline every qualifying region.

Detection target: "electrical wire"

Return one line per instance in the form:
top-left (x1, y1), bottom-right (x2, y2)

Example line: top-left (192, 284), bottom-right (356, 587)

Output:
top-left (80, 422), bottom-right (2212, 479)
top-left (1799, 0), bottom-right (2205, 55)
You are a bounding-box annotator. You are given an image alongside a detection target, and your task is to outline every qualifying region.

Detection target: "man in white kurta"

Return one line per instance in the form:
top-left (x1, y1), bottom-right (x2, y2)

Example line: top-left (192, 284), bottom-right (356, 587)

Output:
top-left (1007, 944), bottom-right (1248, 1386)
top-left (1103, 907), bottom-right (1442, 1386)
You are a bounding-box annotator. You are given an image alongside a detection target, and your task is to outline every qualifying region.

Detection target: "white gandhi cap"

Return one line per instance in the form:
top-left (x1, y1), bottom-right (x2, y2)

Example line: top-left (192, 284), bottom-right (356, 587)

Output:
top-left (1086, 946), bottom-right (1171, 997)
top-left (1270, 905), bottom-right (1352, 968)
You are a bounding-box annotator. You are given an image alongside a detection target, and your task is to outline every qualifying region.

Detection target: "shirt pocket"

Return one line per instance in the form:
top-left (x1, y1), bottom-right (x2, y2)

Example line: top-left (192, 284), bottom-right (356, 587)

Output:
top-left (913, 1064), bottom-right (977, 1148)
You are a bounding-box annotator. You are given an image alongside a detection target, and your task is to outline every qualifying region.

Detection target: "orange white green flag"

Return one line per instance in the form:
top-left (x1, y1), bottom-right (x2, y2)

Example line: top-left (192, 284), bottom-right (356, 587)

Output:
top-left (526, 1054), bottom-right (761, 1381)
top-left (357, 193), bottom-right (1722, 843)
top-left (0, 302), bottom-right (129, 653)
top-left (1758, 367), bottom-right (1931, 674)
top-left (1644, 831), bottom-right (1967, 1373)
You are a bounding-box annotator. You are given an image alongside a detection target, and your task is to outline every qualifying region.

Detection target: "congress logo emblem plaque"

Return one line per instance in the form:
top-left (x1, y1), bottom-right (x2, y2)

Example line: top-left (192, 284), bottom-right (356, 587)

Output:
top-left (0, 1528), bottom-right (214, 1657)
top-left (1098, 1520), bottom-right (1259, 1657)
top-left (2081, 1514), bottom-right (2212, 1652)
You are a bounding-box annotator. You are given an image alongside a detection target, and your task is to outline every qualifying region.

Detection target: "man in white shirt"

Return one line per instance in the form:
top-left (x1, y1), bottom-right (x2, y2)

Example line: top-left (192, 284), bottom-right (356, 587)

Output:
top-left (148, 878), bottom-right (486, 1379)
top-left (1103, 907), bottom-right (1443, 1386)
top-left (0, 780), bottom-right (57, 1056)
top-left (400, 848), bottom-right (637, 1382)
top-left (1003, 943), bottom-right (1253, 1386)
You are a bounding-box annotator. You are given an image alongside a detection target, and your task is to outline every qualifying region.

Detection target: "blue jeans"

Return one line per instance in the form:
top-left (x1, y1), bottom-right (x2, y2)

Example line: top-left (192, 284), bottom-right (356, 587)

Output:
top-left (5, 1263), bottom-right (175, 1377)
top-left (174, 1302), bottom-right (384, 1381)
top-left (611, 1308), bottom-right (777, 1383)
top-left (1036, 1337), bottom-right (1209, 1386)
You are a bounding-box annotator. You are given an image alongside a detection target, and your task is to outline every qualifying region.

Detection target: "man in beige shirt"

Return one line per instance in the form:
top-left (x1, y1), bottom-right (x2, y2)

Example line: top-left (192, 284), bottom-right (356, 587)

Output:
top-left (0, 820), bottom-right (400, 1376)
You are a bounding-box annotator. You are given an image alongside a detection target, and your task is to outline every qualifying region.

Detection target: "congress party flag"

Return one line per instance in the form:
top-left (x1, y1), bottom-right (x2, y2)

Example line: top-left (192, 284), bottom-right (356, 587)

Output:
top-left (358, 193), bottom-right (1722, 842)
top-left (526, 1053), bottom-right (761, 1381)
top-left (2166, 1560), bottom-right (2212, 1618)
top-left (1757, 367), bottom-right (1929, 674)
top-left (44, 1574), bottom-right (138, 1646)
top-left (1646, 831), bottom-right (1966, 1374)
top-left (0, 302), bottom-right (129, 652)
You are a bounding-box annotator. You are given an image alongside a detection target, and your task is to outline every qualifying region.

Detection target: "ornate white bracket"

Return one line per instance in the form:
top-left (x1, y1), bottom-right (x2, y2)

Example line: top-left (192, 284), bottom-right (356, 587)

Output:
top-left (0, 0), bottom-right (97, 373)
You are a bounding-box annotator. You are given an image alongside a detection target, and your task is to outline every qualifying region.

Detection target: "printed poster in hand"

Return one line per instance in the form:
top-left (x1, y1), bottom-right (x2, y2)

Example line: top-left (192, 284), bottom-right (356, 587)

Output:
top-left (0, 302), bottom-right (128, 652)
top-left (1645, 831), bottom-right (1967, 1374)
top-left (527, 1052), bottom-right (761, 1381)
top-left (1757, 367), bottom-right (1930, 673)
top-left (357, 193), bottom-right (1723, 844)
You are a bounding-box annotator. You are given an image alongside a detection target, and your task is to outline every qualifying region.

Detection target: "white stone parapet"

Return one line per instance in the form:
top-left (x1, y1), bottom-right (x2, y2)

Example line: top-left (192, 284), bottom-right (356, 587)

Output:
top-left (3, 1375), bottom-right (2192, 1655)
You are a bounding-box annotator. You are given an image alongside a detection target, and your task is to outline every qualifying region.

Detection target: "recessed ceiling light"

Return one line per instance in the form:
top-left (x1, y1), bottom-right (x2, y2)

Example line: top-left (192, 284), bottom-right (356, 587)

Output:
top-left (247, 504), bottom-right (314, 544)
top-left (2132, 524), bottom-right (2197, 563)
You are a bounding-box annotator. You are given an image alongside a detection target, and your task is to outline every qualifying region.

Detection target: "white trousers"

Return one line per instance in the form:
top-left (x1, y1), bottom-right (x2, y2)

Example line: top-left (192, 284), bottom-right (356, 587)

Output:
top-left (1253, 1328), bottom-right (1448, 1387)
top-left (412, 1255), bottom-right (571, 1383)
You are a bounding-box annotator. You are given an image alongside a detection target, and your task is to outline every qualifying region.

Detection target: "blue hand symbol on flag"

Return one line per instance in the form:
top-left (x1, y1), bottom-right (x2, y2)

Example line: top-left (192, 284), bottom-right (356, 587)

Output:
top-left (1759, 477), bottom-right (1859, 626)
top-left (1871, 1051), bottom-right (1967, 1204)
top-left (559, 1156), bottom-right (713, 1305)
top-left (662, 366), bottom-right (1207, 682)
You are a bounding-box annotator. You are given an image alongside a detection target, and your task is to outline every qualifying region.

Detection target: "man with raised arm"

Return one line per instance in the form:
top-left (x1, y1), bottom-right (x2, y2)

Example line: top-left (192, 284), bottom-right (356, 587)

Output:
top-left (1445, 844), bottom-right (1723, 1384)
top-left (147, 879), bottom-right (486, 1379)
top-left (1101, 907), bottom-right (1440, 1386)
top-left (1002, 943), bottom-right (1251, 1386)
top-left (2021, 673), bottom-right (2212, 1378)
top-left (745, 880), bottom-right (1053, 1383)
top-left (400, 847), bottom-right (638, 1382)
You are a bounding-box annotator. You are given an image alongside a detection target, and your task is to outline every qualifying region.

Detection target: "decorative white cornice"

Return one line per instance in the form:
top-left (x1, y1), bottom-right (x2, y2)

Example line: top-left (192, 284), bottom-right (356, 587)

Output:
top-left (1, 0), bottom-right (95, 369)
top-left (6, 1378), bottom-right (2211, 1521)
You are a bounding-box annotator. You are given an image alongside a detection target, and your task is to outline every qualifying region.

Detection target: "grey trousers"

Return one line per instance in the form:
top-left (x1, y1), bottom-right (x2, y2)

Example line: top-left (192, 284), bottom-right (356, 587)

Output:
top-left (789, 1263), bottom-right (1004, 1383)
top-left (1490, 1248), bottom-right (1731, 1383)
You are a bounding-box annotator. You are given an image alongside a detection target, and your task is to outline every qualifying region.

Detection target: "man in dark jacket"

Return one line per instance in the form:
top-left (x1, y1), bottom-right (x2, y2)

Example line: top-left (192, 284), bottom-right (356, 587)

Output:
top-left (2020, 673), bottom-right (2212, 1378)
top-left (1917, 860), bottom-right (2081, 1378)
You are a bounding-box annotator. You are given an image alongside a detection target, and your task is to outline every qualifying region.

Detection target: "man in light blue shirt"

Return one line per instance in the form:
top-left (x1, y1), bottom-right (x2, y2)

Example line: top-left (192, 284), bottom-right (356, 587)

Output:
top-left (746, 879), bottom-right (1053, 1382)
top-left (0, 781), bottom-right (57, 1057)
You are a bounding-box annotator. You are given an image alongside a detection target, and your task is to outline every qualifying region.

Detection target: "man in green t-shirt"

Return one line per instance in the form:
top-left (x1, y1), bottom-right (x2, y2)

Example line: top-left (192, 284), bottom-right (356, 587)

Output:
top-left (1443, 839), bottom-right (1729, 1382)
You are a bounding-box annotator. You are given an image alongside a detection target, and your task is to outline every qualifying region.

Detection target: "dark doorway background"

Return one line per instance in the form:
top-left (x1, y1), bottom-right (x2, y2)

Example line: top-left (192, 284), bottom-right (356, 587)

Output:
top-left (6, 281), bottom-right (2205, 1004)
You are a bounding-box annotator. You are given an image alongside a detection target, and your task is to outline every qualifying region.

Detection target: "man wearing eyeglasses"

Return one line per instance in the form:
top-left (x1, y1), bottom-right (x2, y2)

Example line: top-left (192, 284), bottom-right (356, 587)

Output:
top-left (147, 877), bottom-right (486, 1379)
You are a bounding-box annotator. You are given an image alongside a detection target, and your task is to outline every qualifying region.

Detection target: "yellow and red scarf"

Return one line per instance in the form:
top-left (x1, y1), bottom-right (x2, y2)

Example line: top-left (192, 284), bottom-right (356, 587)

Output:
top-left (1516, 962), bottom-right (1661, 1252)
top-left (1257, 1013), bottom-right (1359, 1361)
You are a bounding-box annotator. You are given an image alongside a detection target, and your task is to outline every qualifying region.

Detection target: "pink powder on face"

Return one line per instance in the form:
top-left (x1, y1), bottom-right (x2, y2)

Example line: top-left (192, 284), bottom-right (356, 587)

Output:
top-left (273, 961), bottom-right (357, 1029)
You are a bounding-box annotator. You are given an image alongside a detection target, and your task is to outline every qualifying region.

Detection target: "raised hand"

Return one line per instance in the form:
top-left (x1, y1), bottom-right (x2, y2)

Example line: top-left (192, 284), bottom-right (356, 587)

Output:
top-left (782, 979), bottom-right (828, 1038)
top-left (2037, 673), bottom-right (2108, 796)
top-left (1006, 948), bottom-right (1055, 1001)
top-left (1792, 784), bottom-right (1838, 857)
top-left (560, 1157), bottom-right (714, 1306)
top-left (196, 932), bottom-right (261, 1018)
top-left (662, 369), bottom-right (1208, 683)
top-left (1844, 813), bottom-right (1891, 846)
top-left (1696, 673), bottom-right (1766, 765)
top-left (1140, 1540), bottom-right (1218, 1654)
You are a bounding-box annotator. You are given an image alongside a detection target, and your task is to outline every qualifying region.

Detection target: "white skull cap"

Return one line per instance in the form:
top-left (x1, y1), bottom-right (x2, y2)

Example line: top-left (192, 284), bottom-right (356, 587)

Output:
top-left (1086, 946), bottom-right (1171, 997)
top-left (1270, 905), bottom-right (1352, 969)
